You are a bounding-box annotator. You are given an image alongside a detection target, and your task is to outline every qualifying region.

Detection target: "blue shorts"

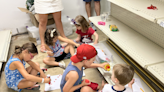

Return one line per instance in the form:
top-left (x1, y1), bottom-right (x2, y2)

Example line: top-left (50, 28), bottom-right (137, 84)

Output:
top-left (83, 0), bottom-right (100, 2)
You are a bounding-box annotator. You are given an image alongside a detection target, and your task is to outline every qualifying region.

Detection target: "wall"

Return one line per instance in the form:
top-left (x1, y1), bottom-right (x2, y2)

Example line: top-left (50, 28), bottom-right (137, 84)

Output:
top-left (0, 0), bottom-right (110, 35)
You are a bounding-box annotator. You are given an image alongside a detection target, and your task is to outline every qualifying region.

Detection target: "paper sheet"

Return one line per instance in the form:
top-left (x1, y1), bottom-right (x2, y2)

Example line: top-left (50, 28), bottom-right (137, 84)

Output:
top-left (96, 48), bottom-right (110, 61)
top-left (125, 78), bottom-right (145, 92)
top-left (45, 74), bottom-right (62, 91)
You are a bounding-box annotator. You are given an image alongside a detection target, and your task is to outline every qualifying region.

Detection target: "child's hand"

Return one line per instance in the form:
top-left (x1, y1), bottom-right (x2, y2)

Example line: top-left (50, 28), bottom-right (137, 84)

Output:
top-left (101, 80), bottom-right (105, 87)
top-left (94, 42), bottom-right (98, 45)
top-left (128, 79), bottom-right (135, 89)
top-left (100, 63), bottom-right (109, 70)
top-left (76, 44), bottom-right (80, 47)
top-left (44, 78), bottom-right (51, 83)
top-left (81, 79), bottom-right (91, 86)
top-left (98, 80), bottom-right (106, 91)
top-left (46, 51), bottom-right (53, 56)
top-left (40, 73), bottom-right (47, 78)
top-left (129, 79), bottom-right (135, 85)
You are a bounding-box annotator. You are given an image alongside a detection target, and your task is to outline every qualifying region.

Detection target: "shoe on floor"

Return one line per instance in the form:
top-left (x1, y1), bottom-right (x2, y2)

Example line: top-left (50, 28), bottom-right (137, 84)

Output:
top-left (24, 84), bottom-right (40, 90)
top-left (59, 61), bottom-right (66, 69)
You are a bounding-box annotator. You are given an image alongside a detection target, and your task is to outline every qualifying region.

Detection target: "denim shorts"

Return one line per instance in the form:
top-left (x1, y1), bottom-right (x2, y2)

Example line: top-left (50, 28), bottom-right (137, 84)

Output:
top-left (83, 0), bottom-right (100, 2)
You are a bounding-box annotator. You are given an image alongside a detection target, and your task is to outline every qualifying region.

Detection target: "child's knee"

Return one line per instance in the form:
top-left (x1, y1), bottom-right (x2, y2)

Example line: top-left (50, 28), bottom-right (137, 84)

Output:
top-left (69, 44), bottom-right (74, 47)
top-left (35, 62), bottom-right (40, 67)
top-left (81, 86), bottom-right (93, 92)
top-left (28, 81), bottom-right (36, 87)
top-left (43, 58), bottom-right (47, 64)
top-left (66, 44), bottom-right (73, 48)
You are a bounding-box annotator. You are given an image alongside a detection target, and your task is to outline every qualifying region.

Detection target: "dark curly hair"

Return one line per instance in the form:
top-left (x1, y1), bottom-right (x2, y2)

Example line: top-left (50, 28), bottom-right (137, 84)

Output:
top-left (44, 28), bottom-right (58, 46)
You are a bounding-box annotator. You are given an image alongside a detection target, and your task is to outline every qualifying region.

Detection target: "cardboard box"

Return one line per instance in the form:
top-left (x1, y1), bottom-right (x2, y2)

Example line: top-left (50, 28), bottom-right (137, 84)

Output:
top-left (18, 7), bottom-right (55, 27)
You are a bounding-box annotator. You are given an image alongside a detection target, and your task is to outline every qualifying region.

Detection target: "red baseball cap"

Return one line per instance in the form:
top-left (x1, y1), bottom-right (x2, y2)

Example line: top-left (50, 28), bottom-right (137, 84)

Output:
top-left (71, 44), bottom-right (97, 63)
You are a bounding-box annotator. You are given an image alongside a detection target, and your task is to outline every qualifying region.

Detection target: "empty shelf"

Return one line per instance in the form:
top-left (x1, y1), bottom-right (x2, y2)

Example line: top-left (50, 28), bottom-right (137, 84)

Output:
top-left (94, 41), bottom-right (152, 91)
top-left (147, 62), bottom-right (164, 84)
top-left (89, 16), bottom-right (164, 68)
top-left (108, 0), bottom-right (164, 23)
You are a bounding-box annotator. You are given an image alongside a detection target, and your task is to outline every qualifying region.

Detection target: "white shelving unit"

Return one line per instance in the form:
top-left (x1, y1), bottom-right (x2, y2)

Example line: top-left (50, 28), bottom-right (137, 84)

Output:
top-left (90, 0), bottom-right (164, 91)
top-left (147, 62), bottom-right (164, 84)
top-left (89, 16), bottom-right (164, 68)
top-left (0, 30), bottom-right (12, 71)
top-left (108, 0), bottom-right (164, 23)
top-left (93, 41), bottom-right (152, 91)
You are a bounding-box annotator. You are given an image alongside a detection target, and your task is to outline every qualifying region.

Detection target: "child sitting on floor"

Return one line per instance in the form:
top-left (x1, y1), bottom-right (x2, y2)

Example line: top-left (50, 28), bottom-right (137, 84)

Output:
top-left (5, 43), bottom-right (50, 92)
top-left (60, 44), bottom-right (108, 92)
top-left (74, 15), bottom-right (99, 45)
top-left (99, 64), bottom-right (135, 92)
top-left (43, 28), bottom-right (80, 68)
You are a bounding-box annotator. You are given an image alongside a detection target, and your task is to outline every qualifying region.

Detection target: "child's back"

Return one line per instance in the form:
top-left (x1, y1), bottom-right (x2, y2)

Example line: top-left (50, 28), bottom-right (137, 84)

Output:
top-left (102, 84), bottom-right (132, 92)
top-left (60, 61), bottom-right (83, 92)
top-left (101, 64), bottom-right (134, 92)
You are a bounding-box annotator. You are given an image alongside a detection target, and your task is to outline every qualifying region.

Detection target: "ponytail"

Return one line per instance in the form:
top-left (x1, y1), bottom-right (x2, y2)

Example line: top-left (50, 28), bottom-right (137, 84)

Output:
top-left (14, 46), bottom-right (22, 54)
top-left (14, 43), bottom-right (38, 54)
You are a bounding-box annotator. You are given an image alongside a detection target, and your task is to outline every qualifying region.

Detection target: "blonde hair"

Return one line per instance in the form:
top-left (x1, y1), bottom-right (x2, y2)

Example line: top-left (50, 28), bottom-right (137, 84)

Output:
top-left (113, 64), bottom-right (134, 86)
top-left (75, 15), bottom-right (90, 32)
top-left (44, 28), bottom-right (58, 46)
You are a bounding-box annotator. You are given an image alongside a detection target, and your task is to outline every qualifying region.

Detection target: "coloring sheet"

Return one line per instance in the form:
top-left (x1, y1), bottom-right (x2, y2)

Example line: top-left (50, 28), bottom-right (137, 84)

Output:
top-left (125, 78), bottom-right (145, 92)
top-left (45, 74), bottom-right (62, 91)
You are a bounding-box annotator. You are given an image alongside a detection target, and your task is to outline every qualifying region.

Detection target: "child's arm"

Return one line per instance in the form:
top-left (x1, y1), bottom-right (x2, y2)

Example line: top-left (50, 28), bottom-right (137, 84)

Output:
top-left (44, 43), bottom-right (52, 51)
top-left (93, 32), bottom-right (99, 44)
top-left (58, 36), bottom-right (80, 47)
top-left (128, 79), bottom-right (135, 89)
top-left (75, 34), bottom-right (81, 42)
top-left (46, 51), bottom-right (54, 56)
top-left (27, 61), bottom-right (46, 78)
top-left (44, 44), bottom-right (54, 56)
top-left (84, 62), bottom-right (108, 70)
top-left (14, 61), bottom-right (50, 83)
top-left (98, 80), bottom-right (106, 92)
top-left (63, 71), bottom-right (90, 92)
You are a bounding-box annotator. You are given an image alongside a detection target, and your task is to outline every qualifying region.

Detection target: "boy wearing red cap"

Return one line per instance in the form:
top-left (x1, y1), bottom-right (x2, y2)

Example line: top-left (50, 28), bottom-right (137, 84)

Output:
top-left (60, 44), bottom-right (107, 92)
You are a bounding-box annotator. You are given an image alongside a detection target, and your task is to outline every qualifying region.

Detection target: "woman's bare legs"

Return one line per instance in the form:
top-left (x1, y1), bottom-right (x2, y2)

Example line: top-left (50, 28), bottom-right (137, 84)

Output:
top-left (39, 14), bottom-right (48, 52)
top-left (52, 11), bottom-right (67, 38)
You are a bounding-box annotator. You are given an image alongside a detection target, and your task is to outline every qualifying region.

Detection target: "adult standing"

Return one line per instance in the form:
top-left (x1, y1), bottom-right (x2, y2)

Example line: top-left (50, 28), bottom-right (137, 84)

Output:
top-left (84, 0), bottom-right (101, 31)
top-left (35, 0), bottom-right (67, 52)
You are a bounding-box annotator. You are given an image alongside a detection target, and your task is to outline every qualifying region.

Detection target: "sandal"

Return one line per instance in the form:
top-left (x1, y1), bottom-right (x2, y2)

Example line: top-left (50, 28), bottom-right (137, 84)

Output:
top-left (40, 44), bottom-right (46, 53)
top-left (24, 84), bottom-right (40, 90)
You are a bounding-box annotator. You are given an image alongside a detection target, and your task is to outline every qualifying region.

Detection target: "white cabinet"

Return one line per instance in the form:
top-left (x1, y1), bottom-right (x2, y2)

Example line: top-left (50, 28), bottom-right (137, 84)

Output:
top-left (0, 30), bottom-right (12, 70)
